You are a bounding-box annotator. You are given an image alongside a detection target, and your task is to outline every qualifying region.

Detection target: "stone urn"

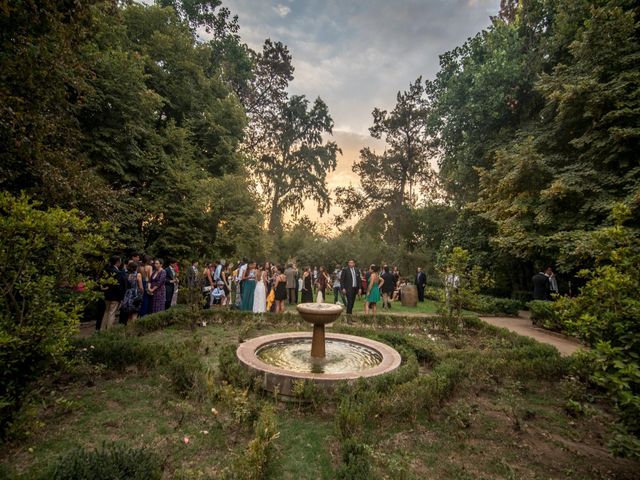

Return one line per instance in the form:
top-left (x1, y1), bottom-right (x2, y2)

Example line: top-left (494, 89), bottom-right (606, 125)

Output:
top-left (296, 303), bottom-right (343, 358)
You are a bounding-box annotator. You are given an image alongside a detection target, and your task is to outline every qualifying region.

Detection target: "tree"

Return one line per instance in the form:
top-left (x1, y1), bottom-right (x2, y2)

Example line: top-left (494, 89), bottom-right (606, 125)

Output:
top-left (0, 0), bottom-right (112, 217)
top-left (253, 95), bottom-right (340, 233)
top-left (337, 78), bottom-right (435, 236)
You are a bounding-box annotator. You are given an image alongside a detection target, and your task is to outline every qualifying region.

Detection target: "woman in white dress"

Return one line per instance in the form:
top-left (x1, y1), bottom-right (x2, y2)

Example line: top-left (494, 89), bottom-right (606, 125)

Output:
top-left (252, 266), bottom-right (267, 313)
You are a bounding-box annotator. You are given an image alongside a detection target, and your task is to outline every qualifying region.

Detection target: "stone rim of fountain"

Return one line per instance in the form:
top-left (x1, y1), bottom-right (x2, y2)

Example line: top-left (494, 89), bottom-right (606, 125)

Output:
top-left (237, 332), bottom-right (402, 381)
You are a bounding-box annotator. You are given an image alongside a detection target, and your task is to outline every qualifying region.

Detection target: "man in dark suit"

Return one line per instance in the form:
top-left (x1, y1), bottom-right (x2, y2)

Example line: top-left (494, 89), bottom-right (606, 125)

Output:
top-left (532, 268), bottom-right (551, 300)
top-left (415, 267), bottom-right (427, 302)
top-left (340, 259), bottom-right (362, 314)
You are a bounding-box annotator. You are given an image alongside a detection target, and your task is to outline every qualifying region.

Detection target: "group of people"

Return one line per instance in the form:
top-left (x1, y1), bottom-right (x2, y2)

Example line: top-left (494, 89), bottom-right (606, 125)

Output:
top-left (100, 253), bottom-right (432, 329)
top-left (100, 254), bottom-right (179, 330)
top-left (189, 259), bottom-right (408, 315)
top-left (532, 266), bottom-right (559, 300)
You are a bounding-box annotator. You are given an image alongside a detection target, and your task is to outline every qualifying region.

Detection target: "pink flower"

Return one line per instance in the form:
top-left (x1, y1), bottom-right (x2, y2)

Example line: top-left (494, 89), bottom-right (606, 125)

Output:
top-left (183, 436), bottom-right (190, 444)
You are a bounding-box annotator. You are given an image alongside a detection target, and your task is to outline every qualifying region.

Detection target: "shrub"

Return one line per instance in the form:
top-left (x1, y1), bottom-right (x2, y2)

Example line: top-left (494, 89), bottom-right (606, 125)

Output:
top-left (335, 439), bottom-right (374, 480)
top-left (474, 295), bottom-right (523, 316)
top-left (165, 345), bottom-right (205, 397)
top-left (39, 443), bottom-right (162, 480)
top-left (230, 404), bottom-right (279, 480)
top-left (0, 193), bottom-right (109, 437)
top-left (73, 331), bottom-right (161, 372)
top-left (527, 300), bottom-right (563, 331)
top-left (218, 344), bottom-right (255, 389)
top-left (554, 205), bottom-right (640, 452)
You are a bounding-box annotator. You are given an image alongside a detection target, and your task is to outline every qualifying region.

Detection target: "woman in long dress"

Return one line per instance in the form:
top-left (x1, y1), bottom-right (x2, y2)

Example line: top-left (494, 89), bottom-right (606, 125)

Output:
top-left (301, 267), bottom-right (314, 303)
top-left (138, 255), bottom-right (153, 317)
top-left (253, 266), bottom-right (267, 313)
top-left (240, 261), bottom-right (256, 311)
top-left (365, 264), bottom-right (383, 316)
top-left (316, 266), bottom-right (330, 302)
top-left (149, 258), bottom-right (167, 313)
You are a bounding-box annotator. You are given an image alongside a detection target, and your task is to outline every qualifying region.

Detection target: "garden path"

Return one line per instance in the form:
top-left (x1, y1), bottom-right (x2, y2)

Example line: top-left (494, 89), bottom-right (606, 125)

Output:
top-left (478, 314), bottom-right (584, 357)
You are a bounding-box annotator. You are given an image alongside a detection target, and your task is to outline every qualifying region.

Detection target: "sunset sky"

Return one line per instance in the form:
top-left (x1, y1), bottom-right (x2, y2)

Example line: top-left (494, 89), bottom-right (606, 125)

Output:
top-left (213, 0), bottom-right (501, 225)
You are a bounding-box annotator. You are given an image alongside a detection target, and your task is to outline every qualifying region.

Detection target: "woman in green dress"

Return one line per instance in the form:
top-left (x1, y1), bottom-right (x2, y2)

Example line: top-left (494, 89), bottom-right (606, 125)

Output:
top-left (365, 264), bottom-right (383, 316)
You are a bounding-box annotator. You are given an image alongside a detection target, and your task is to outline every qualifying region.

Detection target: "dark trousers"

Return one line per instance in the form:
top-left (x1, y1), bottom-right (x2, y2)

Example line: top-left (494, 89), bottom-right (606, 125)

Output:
top-left (417, 285), bottom-right (425, 302)
top-left (333, 286), bottom-right (347, 305)
top-left (287, 287), bottom-right (297, 304)
top-left (345, 289), bottom-right (357, 314)
top-left (165, 285), bottom-right (175, 310)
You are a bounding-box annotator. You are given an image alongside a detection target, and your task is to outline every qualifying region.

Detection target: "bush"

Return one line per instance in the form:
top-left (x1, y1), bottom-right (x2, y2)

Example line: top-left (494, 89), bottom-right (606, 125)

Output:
top-left (473, 295), bottom-right (523, 316)
top-left (218, 344), bottom-right (255, 389)
top-left (0, 193), bottom-right (109, 437)
top-left (73, 331), bottom-right (161, 372)
top-left (554, 206), bottom-right (640, 452)
top-left (335, 439), bottom-right (374, 480)
top-left (527, 300), bottom-right (563, 331)
top-left (229, 404), bottom-right (279, 480)
top-left (39, 443), bottom-right (162, 480)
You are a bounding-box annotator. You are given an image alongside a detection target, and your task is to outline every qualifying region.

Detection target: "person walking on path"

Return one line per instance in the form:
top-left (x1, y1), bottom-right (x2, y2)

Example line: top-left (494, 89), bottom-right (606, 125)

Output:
top-left (100, 255), bottom-right (127, 330)
top-left (415, 267), bottom-right (427, 302)
top-left (365, 265), bottom-right (383, 316)
top-left (149, 258), bottom-right (167, 313)
top-left (340, 259), bottom-right (362, 315)
top-left (285, 263), bottom-right (298, 305)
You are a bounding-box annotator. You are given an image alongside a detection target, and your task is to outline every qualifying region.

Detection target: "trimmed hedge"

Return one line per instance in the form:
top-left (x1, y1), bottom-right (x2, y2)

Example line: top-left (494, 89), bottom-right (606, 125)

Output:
top-left (527, 300), bottom-right (563, 331)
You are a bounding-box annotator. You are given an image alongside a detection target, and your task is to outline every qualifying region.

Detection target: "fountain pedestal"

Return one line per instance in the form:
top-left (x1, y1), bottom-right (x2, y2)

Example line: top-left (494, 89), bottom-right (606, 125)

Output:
top-left (296, 303), bottom-right (343, 359)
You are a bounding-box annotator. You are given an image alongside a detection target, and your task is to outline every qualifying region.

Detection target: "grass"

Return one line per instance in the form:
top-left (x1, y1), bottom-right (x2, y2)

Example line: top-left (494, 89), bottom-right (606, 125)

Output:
top-left (1, 310), bottom-right (638, 479)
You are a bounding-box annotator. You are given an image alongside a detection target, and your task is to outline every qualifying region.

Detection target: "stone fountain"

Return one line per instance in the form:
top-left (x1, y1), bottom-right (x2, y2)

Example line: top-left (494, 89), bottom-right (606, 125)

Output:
top-left (236, 303), bottom-right (401, 397)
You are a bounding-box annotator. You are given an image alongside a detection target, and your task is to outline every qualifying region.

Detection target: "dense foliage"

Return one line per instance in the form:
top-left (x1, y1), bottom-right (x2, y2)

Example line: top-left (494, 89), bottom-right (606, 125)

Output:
top-left (0, 194), bottom-right (108, 436)
top-left (555, 205), bottom-right (640, 455)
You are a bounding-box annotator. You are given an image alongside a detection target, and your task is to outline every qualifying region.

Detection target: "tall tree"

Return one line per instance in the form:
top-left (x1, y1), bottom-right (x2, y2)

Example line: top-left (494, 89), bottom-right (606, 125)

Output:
top-left (253, 95), bottom-right (340, 233)
top-left (336, 78), bottom-right (435, 238)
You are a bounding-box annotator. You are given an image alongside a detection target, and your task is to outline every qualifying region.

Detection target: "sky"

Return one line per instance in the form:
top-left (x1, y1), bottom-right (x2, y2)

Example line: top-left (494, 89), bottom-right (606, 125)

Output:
top-left (214, 0), bottom-right (501, 225)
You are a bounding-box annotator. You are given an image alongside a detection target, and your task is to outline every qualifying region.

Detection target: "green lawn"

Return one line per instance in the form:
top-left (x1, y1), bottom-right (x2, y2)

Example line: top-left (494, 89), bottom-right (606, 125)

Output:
top-left (284, 290), bottom-right (441, 315)
top-left (1, 312), bottom-right (636, 479)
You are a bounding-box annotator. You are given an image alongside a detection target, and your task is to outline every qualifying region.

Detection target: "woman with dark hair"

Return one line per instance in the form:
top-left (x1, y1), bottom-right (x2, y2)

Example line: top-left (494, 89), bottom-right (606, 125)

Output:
top-left (365, 264), bottom-right (383, 316)
top-left (273, 266), bottom-right (287, 313)
top-left (122, 261), bottom-right (143, 323)
top-left (301, 267), bottom-right (314, 303)
top-left (241, 261), bottom-right (257, 311)
top-left (149, 258), bottom-right (167, 313)
top-left (138, 255), bottom-right (153, 317)
top-left (316, 266), bottom-right (330, 303)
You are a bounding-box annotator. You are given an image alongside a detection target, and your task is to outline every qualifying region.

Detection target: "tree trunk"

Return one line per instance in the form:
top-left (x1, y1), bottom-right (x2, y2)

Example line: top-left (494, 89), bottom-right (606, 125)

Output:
top-left (268, 185), bottom-right (282, 233)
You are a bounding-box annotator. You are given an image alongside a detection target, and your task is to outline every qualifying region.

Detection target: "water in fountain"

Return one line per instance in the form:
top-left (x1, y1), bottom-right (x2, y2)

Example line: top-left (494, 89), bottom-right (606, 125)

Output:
top-left (256, 338), bottom-right (383, 374)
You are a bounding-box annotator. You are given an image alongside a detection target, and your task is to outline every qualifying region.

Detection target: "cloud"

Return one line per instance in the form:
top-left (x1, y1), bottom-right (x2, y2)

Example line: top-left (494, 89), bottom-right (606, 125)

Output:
top-left (273, 4), bottom-right (291, 17)
top-left (218, 0), bottom-right (500, 224)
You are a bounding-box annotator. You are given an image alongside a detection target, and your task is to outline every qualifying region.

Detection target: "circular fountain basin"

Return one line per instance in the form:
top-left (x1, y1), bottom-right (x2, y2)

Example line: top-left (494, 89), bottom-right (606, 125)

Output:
top-left (296, 302), bottom-right (343, 325)
top-left (236, 332), bottom-right (402, 397)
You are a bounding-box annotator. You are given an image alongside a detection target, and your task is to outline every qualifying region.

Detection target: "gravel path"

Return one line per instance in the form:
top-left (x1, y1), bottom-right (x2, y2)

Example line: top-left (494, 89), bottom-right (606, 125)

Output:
top-left (479, 315), bottom-right (584, 357)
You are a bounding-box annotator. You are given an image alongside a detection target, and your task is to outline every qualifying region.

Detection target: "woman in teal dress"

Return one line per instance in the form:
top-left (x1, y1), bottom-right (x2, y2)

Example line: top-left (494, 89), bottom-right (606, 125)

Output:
top-left (365, 265), bottom-right (383, 316)
top-left (241, 261), bottom-right (257, 311)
